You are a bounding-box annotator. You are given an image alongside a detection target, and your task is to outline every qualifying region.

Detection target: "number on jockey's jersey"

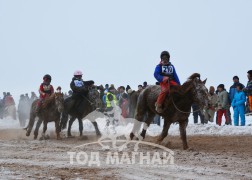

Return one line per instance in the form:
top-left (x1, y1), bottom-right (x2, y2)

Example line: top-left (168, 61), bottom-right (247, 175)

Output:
top-left (162, 65), bottom-right (173, 75)
top-left (74, 80), bottom-right (84, 87)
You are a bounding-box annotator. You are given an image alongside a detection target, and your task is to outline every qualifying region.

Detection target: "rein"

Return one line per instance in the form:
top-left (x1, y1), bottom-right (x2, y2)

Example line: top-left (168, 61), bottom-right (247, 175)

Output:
top-left (81, 94), bottom-right (94, 105)
top-left (171, 97), bottom-right (202, 114)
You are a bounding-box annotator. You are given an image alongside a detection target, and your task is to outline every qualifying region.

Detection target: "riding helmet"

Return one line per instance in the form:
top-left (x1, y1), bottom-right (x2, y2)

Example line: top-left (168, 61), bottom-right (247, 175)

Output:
top-left (160, 51), bottom-right (170, 60)
top-left (43, 74), bottom-right (52, 81)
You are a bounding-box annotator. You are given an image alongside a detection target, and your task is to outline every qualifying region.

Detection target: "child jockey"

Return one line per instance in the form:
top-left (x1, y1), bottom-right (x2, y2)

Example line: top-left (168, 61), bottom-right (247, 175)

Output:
top-left (154, 51), bottom-right (181, 113)
top-left (36, 74), bottom-right (54, 113)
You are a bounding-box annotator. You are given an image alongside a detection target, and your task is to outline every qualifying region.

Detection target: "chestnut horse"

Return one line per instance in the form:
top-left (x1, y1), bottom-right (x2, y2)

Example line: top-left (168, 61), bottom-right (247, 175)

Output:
top-left (130, 73), bottom-right (209, 149)
top-left (25, 92), bottom-right (64, 140)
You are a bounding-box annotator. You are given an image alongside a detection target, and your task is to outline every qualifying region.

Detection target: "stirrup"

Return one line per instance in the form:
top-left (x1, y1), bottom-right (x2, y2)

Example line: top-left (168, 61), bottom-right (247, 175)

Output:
top-left (155, 103), bottom-right (163, 113)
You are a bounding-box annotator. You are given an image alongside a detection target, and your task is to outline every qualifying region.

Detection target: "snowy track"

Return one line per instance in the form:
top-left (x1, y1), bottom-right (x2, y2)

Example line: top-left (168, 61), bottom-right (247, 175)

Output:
top-left (0, 117), bottom-right (252, 179)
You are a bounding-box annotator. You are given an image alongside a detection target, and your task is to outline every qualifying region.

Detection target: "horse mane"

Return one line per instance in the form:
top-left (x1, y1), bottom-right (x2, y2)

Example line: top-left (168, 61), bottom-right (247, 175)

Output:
top-left (187, 73), bottom-right (200, 81)
top-left (42, 94), bottom-right (55, 108)
top-left (170, 73), bottom-right (201, 96)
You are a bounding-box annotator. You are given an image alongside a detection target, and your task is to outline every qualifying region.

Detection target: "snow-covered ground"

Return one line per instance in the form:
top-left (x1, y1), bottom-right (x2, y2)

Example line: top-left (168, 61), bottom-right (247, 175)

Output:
top-left (1, 112), bottom-right (252, 137)
top-left (1, 113), bottom-right (252, 179)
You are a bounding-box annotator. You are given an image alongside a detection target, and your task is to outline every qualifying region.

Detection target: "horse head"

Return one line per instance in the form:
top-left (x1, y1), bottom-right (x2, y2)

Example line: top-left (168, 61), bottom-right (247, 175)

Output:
top-left (54, 92), bottom-right (64, 113)
top-left (186, 73), bottom-right (209, 108)
top-left (88, 86), bottom-right (103, 110)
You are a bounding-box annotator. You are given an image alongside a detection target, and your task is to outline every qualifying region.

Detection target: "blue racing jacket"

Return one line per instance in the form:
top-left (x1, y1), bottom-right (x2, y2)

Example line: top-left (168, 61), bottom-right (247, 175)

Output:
top-left (154, 62), bottom-right (180, 85)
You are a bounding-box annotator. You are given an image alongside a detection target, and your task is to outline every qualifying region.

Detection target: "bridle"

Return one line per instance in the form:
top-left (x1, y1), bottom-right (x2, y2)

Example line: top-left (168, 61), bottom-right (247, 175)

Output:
top-left (170, 80), bottom-right (206, 114)
top-left (171, 97), bottom-right (201, 114)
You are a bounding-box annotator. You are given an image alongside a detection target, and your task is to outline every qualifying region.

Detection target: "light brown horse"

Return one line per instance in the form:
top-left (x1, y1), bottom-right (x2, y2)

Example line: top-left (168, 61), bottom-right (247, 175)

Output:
top-left (130, 73), bottom-right (209, 149)
top-left (25, 92), bottom-right (64, 140)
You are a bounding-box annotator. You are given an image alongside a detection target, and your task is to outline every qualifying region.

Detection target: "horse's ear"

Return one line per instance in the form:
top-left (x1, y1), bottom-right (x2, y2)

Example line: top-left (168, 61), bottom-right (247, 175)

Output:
top-left (202, 78), bottom-right (207, 84)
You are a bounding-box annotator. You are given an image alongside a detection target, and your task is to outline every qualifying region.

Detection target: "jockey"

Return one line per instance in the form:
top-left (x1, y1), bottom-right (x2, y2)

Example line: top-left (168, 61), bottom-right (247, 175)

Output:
top-left (154, 51), bottom-right (181, 113)
top-left (36, 74), bottom-right (54, 113)
top-left (68, 70), bottom-right (94, 110)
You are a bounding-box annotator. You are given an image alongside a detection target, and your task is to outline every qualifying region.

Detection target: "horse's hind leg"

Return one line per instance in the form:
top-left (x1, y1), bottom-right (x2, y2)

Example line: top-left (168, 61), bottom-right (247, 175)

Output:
top-left (179, 118), bottom-right (189, 150)
top-left (140, 112), bottom-right (155, 140)
top-left (130, 101), bottom-right (147, 140)
top-left (34, 118), bottom-right (43, 140)
top-left (78, 118), bottom-right (83, 136)
top-left (67, 117), bottom-right (76, 137)
top-left (25, 112), bottom-right (36, 136)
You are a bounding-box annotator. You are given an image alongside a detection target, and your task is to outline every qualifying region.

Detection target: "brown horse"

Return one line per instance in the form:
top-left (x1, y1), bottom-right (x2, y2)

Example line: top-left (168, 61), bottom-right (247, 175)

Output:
top-left (130, 73), bottom-right (209, 149)
top-left (25, 92), bottom-right (64, 140)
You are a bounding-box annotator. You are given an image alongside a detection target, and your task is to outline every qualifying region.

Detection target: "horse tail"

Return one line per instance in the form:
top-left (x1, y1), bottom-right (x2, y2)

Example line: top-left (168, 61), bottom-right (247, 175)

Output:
top-left (134, 88), bottom-right (150, 120)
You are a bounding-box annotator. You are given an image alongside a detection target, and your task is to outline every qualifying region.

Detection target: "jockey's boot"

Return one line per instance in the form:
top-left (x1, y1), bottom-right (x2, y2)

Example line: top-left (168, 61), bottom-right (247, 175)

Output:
top-left (155, 103), bottom-right (163, 113)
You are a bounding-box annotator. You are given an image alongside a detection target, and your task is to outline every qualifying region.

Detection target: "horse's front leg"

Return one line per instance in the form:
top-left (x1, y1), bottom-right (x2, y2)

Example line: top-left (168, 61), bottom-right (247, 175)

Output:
top-left (67, 117), bottom-right (76, 137)
top-left (157, 118), bottom-right (172, 143)
top-left (78, 118), bottom-right (83, 136)
top-left (34, 118), bottom-right (43, 140)
top-left (179, 118), bottom-right (189, 150)
top-left (39, 120), bottom-right (48, 140)
top-left (55, 119), bottom-right (61, 140)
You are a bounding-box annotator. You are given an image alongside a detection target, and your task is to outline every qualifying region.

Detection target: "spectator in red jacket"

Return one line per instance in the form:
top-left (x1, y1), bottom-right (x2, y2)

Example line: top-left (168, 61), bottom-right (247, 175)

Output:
top-left (4, 92), bottom-right (15, 106)
top-left (4, 92), bottom-right (16, 119)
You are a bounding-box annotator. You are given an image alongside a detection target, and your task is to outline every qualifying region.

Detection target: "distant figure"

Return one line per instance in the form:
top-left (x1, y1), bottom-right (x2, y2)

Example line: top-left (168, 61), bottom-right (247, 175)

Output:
top-left (104, 87), bottom-right (119, 133)
top-left (192, 103), bottom-right (205, 124)
top-left (126, 85), bottom-right (131, 93)
top-left (121, 93), bottom-right (129, 118)
top-left (24, 93), bottom-right (30, 102)
top-left (143, 81), bottom-right (148, 89)
top-left (68, 90), bottom-right (73, 96)
top-left (229, 76), bottom-right (245, 102)
top-left (0, 97), bottom-right (4, 119)
top-left (4, 92), bottom-right (16, 120)
top-left (117, 86), bottom-right (128, 108)
top-left (30, 92), bottom-right (38, 103)
top-left (204, 86), bottom-right (218, 123)
top-left (217, 84), bottom-right (229, 126)
top-left (18, 94), bottom-right (30, 127)
top-left (243, 70), bottom-right (252, 115)
top-left (137, 85), bottom-right (143, 93)
top-left (105, 84), bottom-right (109, 91)
top-left (232, 83), bottom-right (246, 126)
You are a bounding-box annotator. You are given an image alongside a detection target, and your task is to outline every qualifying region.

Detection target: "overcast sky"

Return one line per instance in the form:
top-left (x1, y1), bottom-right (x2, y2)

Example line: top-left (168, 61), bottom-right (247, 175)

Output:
top-left (0, 0), bottom-right (251, 101)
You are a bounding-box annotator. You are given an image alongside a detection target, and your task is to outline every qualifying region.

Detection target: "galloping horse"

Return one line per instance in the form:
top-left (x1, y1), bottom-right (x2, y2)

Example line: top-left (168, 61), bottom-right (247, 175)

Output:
top-left (25, 92), bottom-right (64, 140)
top-left (60, 87), bottom-right (103, 137)
top-left (130, 73), bottom-right (209, 149)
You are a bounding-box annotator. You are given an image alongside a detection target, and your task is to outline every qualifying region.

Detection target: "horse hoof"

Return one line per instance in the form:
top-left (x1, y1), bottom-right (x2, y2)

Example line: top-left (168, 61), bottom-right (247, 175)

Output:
top-left (67, 134), bottom-right (74, 138)
top-left (45, 135), bottom-right (50, 140)
top-left (34, 136), bottom-right (38, 140)
top-left (39, 136), bottom-right (45, 141)
top-left (130, 133), bottom-right (134, 140)
top-left (79, 136), bottom-right (88, 140)
top-left (183, 146), bottom-right (189, 150)
top-left (57, 136), bottom-right (62, 140)
top-left (26, 132), bottom-right (30, 137)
